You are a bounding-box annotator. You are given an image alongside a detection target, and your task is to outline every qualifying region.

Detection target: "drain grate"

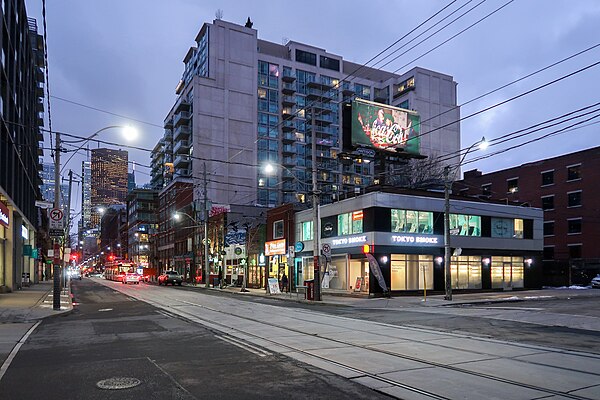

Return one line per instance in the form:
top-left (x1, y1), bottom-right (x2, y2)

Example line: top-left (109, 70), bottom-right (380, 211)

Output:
top-left (96, 377), bottom-right (141, 390)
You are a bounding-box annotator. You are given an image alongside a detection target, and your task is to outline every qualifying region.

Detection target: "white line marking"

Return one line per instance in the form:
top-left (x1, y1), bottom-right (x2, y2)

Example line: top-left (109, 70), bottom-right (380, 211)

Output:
top-left (0, 321), bottom-right (42, 382)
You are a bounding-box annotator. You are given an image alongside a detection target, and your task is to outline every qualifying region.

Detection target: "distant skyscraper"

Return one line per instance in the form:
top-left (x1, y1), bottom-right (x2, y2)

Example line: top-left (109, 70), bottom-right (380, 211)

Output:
top-left (128, 172), bottom-right (136, 192)
top-left (90, 148), bottom-right (128, 226)
top-left (81, 160), bottom-right (92, 229)
top-left (40, 162), bottom-right (69, 212)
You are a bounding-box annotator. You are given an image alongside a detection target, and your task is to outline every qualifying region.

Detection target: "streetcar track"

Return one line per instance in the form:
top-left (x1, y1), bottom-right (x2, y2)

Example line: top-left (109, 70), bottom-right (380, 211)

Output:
top-left (161, 296), bottom-right (597, 400)
top-left (105, 281), bottom-right (600, 399)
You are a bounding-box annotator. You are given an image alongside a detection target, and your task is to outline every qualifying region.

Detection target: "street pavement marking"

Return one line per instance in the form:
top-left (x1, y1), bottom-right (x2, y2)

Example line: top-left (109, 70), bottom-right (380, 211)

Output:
top-left (0, 321), bottom-right (41, 383)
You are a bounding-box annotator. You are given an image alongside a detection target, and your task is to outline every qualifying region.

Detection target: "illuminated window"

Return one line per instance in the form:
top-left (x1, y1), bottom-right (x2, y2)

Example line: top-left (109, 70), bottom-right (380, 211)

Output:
top-left (514, 219), bottom-right (524, 238)
top-left (449, 214), bottom-right (481, 236)
top-left (391, 209), bottom-right (433, 234)
top-left (507, 178), bottom-right (519, 193)
top-left (338, 211), bottom-right (363, 236)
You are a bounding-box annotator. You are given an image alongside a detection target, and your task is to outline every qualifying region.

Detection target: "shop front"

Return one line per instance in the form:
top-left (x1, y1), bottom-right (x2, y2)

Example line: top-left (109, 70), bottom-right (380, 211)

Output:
top-left (264, 239), bottom-right (290, 287)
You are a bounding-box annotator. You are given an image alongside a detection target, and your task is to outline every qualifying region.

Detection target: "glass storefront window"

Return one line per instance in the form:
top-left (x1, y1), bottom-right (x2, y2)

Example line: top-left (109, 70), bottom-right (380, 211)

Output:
top-left (327, 256), bottom-right (347, 290)
top-left (450, 256), bottom-right (482, 289)
top-left (450, 214), bottom-right (481, 236)
top-left (296, 221), bottom-right (313, 241)
top-left (491, 256), bottom-right (524, 289)
top-left (391, 209), bottom-right (433, 234)
top-left (390, 254), bottom-right (433, 290)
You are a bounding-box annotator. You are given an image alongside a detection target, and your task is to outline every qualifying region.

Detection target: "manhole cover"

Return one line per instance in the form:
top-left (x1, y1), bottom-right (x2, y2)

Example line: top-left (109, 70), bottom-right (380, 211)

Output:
top-left (96, 377), bottom-right (141, 390)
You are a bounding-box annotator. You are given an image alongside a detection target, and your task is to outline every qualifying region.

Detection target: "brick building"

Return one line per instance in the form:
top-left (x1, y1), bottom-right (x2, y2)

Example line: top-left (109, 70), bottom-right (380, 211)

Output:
top-left (455, 146), bottom-right (600, 286)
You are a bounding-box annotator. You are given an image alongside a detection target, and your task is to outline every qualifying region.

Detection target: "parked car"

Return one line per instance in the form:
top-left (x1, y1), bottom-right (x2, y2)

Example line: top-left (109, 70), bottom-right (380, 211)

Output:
top-left (591, 275), bottom-right (600, 289)
top-left (122, 273), bottom-right (141, 284)
top-left (158, 270), bottom-right (183, 286)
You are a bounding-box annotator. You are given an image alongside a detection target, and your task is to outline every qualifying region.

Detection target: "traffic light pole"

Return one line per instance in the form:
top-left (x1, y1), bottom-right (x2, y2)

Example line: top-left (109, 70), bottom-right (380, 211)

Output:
top-left (311, 109), bottom-right (321, 301)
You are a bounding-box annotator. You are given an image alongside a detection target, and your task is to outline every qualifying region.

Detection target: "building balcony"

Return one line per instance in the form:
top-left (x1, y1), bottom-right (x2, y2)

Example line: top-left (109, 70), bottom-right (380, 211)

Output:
top-left (313, 113), bottom-right (334, 125)
top-left (282, 155), bottom-right (295, 167)
top-left (164, 119), bottom-right (174, 129)
top-left (173, 154), bottom-right (191, 168)
top-left (282, 181), bottom-right (297, 192)
top-left (36, 83), bottom-right (44, 97)
top-left (282, 109), bottom-right (296, 120)
top-left (173, 139), bottom-right (190, 154)
top-left (306, 88), bottom-right (337, 102)
top-left (307, 80), bottom-right (334, 90)
top-left (282, 82), bottom-right (297, 95)
top-left (174, 169), bottom-right (191, 178)
top-left (174, 99), bottom-right (191, 114)
top-left (282, 70), bottom-right (296, 82)
top-left (282, 120), bottom-right (296, 132)
top-left (173, 125), bottom-right (191, 141)
top-left (282, 131), bottom-right (296, 143)
top-left (281, 169), bottom-right (296, 181)
top-left (282, 144), bottom-right (295, 155)
top-left (282, 95), bottom-right (296, 106)
top-left (174, 111), bottom-right (191, 127)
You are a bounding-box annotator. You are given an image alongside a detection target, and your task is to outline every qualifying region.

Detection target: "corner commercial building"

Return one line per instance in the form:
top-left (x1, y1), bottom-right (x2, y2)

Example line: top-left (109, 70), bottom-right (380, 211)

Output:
top-left (0, 2), bottom-right (45, 291)
top-left (455, 146), bottom-right (600, 286)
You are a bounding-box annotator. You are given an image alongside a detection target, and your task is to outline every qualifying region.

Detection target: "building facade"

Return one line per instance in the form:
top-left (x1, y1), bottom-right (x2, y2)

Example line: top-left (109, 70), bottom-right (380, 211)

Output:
top-left (151, 18), bottom-right (461, 210)
top-left (126, 189), bottom-right (158, 268)
top-left (267, 189), bottom-right (543, 295)
top-left (455, 146), bottom-right (600, 286)
top-left (40, 162), bottom-right (68, 211)
top-left (90, 148), bottom-right (128, 226)
top-left (0, 2), bottom-right (45, 291)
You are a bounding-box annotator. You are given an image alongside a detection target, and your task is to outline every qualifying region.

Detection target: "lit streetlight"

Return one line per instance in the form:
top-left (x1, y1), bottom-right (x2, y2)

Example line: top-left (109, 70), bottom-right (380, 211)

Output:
top-left (444, 136), bottom-right (488, 301)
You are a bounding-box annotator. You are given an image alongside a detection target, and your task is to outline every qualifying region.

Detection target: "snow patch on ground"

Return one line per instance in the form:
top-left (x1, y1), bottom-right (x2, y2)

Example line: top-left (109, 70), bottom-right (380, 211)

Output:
top-left (543, 285), bottom-right (590, 290)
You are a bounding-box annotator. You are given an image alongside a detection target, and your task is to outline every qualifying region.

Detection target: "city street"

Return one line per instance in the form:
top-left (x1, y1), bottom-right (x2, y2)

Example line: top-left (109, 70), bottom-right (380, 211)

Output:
top-left (0, 279), bottom-right (389, 400)
top-left (6, 278), bottom-right (600, 399)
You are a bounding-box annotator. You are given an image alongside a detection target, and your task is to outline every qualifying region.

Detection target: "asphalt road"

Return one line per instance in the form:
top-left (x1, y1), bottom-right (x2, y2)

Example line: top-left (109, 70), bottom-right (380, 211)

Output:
top-left (0, 279), bottom-right (390, 400)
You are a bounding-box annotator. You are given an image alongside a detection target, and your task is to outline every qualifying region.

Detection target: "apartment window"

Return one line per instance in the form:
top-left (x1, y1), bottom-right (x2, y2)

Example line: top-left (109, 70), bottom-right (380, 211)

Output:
top-left (541, 170), bottom-right (554, 186)
top-left (481, 184), bottom-right (492, 197)
top-left (543, 246), bottom-right (555, 261)
top-left (567, 218), bottom-right (582, 234)
top-left (567, 191), bottom-right (582, 207)
top-left (319, 55), bottom-right (340, 71)
top-left (568, 244), bottom-right (582, 259)
top-left (507, 178), bottom-right (519, 193)
top-left (295, 49), bottom-right (317, 66)
top-left (397, 99), bottom-right (409, 109)
top-left (354, 83), bottom-right (371, 100)
top-left (567, 164), bottom-right (581, 181)
top-left (543, 221), bottom-right (554, 236)
top-left (273, 220), bottom-right (284, 239)
top-left (541, 195), bottom-right (554, 210)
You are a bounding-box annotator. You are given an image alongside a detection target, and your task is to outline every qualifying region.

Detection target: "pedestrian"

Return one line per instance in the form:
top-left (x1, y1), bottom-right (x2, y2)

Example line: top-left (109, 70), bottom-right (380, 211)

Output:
top-left (281, 273), bottom-right (288, 293)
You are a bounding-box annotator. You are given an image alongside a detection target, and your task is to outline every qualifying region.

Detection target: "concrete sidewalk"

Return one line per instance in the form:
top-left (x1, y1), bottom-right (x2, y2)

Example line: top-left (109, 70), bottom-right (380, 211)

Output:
top-left (0, 280), bottom-right (72, 381)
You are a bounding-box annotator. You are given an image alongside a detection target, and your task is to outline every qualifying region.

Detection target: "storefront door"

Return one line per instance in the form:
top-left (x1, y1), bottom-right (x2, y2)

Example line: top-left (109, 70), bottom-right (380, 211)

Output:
top-left (502, 262), bottom-right (513, 290)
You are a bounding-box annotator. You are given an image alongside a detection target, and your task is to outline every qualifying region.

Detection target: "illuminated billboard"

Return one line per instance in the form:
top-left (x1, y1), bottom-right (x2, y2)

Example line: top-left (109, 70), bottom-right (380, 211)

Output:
top-left (350, 99), bottom-right (420, 154)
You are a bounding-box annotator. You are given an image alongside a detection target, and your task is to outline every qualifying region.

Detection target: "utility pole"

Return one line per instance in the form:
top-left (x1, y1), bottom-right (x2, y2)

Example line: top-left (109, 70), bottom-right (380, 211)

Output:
top-left (203, 162), bottom-right (210, 288)
top-left (190, 200), bottom-right (196, 285)
top-left (311, 108), bottom-right (321, 301)
top-left (52, 132), bottom-right (61, 310)
top-left (443, 165), bottom-right (452, 301)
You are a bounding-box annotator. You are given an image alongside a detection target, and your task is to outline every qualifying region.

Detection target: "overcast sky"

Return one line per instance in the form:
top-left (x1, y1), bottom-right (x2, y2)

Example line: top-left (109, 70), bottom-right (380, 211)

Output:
top-left (25, 0), bottom-right (600, 211)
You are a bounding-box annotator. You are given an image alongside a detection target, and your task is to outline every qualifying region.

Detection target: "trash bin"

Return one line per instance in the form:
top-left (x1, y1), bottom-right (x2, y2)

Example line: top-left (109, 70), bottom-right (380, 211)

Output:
top-left (213, 277), bottom-right (220, 287)
top-left (305, 280), bottom-right (314, 301)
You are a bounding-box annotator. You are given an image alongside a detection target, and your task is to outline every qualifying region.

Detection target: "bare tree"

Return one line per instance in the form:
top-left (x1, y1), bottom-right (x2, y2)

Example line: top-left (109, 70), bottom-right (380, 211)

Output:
top-left (386, 157), bottom-right (446, 190)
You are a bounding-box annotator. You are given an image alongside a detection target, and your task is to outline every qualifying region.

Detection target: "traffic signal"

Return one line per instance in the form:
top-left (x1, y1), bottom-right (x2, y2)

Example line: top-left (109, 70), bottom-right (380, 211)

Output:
top-left (108, 254), bottom-right (115, 261)
top-left (362, 244), bottom-right (371, 254)
top-left (70, 252), bottom-right (79, 261)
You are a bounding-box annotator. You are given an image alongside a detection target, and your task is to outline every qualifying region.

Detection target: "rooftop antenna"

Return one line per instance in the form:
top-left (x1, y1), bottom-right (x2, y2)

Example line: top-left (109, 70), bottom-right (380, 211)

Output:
top-left (245, 17), bottom-right (253, 28)
top-left (215, 9), bottom-right (223, 20)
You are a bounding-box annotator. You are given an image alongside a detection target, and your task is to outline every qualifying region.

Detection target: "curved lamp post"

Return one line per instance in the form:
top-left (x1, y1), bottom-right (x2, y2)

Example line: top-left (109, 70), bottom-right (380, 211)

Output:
top-left (444, 136), bottom-right (488, 301)
top-left (60, 125), bottom-right (138, 174)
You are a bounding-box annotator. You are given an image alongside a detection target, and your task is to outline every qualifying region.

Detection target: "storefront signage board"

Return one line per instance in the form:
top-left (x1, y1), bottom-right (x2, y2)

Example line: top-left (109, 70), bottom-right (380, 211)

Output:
top-left (265, 239), bottom-right (286, 256)
top-left (0, 201), bottom-right (9, 227)
top-left (267, 278), bottom-right (281, 294)
top-left (330, 235), bottom-right (368, 247)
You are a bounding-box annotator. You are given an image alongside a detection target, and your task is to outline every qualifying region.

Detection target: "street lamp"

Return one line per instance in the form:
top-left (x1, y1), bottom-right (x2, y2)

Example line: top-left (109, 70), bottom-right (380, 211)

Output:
top-left (444, 136), bottom-right (488, 301)
top-left (263, 161), bottom-right (320, 299)
top-left (173, 209), bottom-right (206, 288)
